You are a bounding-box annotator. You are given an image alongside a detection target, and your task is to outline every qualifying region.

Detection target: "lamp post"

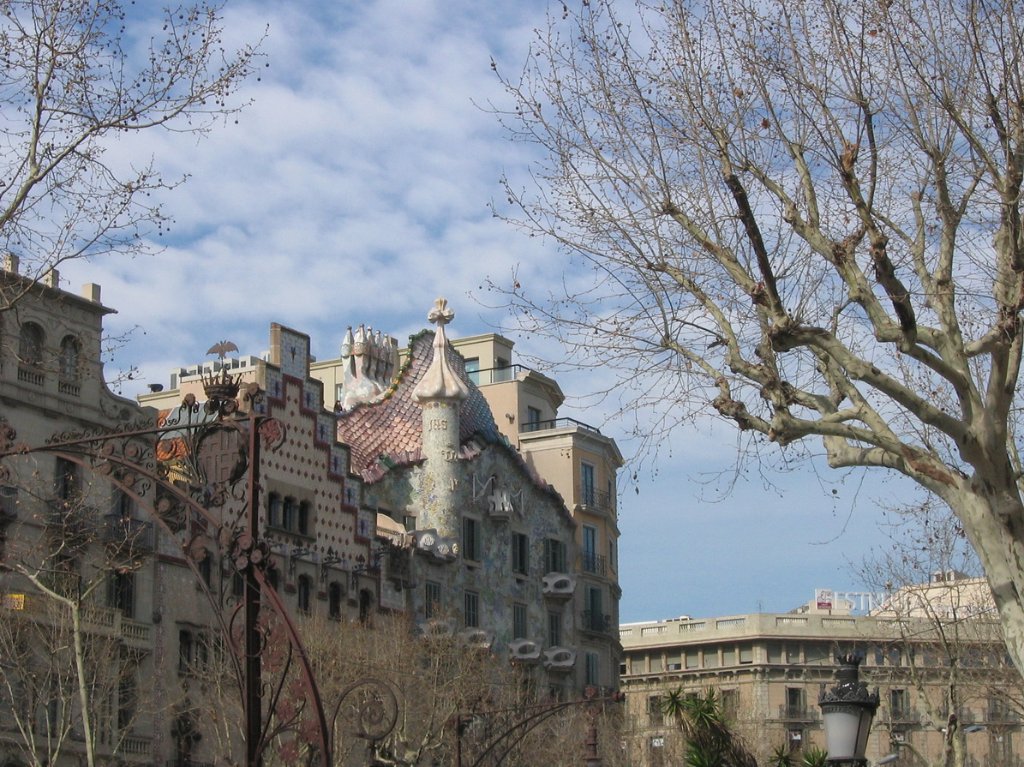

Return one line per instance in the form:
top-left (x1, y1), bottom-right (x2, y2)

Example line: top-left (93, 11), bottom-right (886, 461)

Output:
top-left (819, 653), bottom-right (880, 766)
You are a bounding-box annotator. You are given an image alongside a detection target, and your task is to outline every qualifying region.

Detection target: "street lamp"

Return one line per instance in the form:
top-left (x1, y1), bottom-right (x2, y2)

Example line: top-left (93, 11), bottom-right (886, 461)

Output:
top-left (819, 653), bottom-right (880, 766)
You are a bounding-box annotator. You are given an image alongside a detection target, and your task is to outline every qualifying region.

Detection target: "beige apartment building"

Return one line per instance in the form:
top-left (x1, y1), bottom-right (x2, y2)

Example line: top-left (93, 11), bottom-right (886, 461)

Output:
top-left (0, 258), bottom-right (161, 765)
top-left (312, 330), bottom-right (626, 693)
top-left (620, 585), bottom-right (1021, 767)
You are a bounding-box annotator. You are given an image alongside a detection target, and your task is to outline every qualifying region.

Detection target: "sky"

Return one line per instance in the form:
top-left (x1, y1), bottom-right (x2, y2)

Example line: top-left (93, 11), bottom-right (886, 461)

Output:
top-left (56, 0), bottom-right (913, 623)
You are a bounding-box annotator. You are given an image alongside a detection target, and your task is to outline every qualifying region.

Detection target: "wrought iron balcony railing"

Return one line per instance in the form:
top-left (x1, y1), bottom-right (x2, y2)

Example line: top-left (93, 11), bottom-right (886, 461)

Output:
top-left (581, 610), bottom-right (613, 635)
top-left (580, 552), bottom-right (607, 576)
top-left (521, 416), bottom-right (603, 435)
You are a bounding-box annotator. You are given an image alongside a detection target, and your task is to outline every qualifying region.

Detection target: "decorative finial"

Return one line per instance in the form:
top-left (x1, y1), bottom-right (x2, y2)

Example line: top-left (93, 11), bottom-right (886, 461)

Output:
top-left (206, 340), bottom-right (239, 360)
top-left (413, 297), bottom-right (469, 403)
top-left (427, 298), bottom-right (455, 327)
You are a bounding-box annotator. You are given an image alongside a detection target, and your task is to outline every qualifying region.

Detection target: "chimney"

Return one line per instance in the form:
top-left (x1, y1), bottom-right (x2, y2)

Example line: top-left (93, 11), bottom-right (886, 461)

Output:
top-left (82, 283), bottom-right (101, 303)
top-left (2, 254), bottom-right (18, 274)
top-left (42, 269), bottom-right (59, 288)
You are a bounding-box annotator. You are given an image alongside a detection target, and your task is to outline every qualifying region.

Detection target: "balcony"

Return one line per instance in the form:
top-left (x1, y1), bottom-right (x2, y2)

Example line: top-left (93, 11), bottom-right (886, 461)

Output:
top-left (543, 646), bottom-right (576, 670)
top-left (103, 514), bottom-right (155, 556)
top-left (45, 499), bottom-right (93, 543)
top-left (580, 552), bottom-right (607, 576)
top-left (542, 573), bottom-right (575, 600)
top-left (778, 705), bottom-right (817, 722)
top-left (17, 364), bottom-right (44, 387)
top-left (986, 707), bottom-right (1021, 724)
top-left (887, 708), bottom-right (921, 725)
top-left (578, 486), bottom-right (616, 517)
top-left (468, 363), bottom-right (530, 386)
top-left (582, 610), bottom-right (614, 636)
top-left (522, 416), bottom-right (603, 436)
top-left (509, 639), bottom-right (542, 662)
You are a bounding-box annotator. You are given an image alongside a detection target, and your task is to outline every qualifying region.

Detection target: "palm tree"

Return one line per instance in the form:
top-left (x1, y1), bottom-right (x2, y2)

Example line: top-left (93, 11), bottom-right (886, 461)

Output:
top-left (662, 687), bottom-right (759, 767)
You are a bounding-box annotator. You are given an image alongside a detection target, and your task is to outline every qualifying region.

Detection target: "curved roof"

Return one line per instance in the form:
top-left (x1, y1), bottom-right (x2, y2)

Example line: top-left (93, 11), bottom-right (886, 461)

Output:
top-left (336, 330), bottom-right (502, 479)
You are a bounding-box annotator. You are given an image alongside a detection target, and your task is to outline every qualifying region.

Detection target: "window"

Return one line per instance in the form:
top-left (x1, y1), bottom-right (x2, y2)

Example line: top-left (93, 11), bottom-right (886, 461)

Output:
top-left (785, 687), bottom-right (805, 717)
top-left (585, 586), bottom-right (604, 631)
top-left (107, 570), bottom-right (135, 618)
top-left (0, 485), bottom-right (17, 519)
top-left (526, 406), bottom-right (542, 432)
top-left (543, 538), bottom-right (566, 573)
top-left (462, 517), bottom-right (481, 562)
top-left (464, 357), bottom-right (480, 385)
top-left (722, 689), bottom-right (739, 718)
top-left (55, 457), bottom-right (80, 502)
top-left (425, 581), bottom-right (441, 619)
top-left (547, 611), bottom-right (562, 647)
top-left (118, 655), bottom-right (137, 731)
top-left (18, 322), bottom-right (43, 366)
top-left (111, 487), bottom-right (134, 519)
top-left (585, 651), bottom-right (599, 686)
top-left (328, 582), bottom-right (343, 620)
top-left (513, 602), bottom-right (528, 639)
top-left (268, 493), bottom-right (282, 528)
top-left (282, 496), bottom-right (296, 531)
top-left (298, 501), bottom-right (311, 536)
top-left (58, 336), bottom-right (81, 380)
top-left (197, 554), bottom-right (212, 588)
top-left (581, 462), bottom-right (596, 506)
top-left (297, 575), bottom-right (312, 614)
top-left (648, 695), bottom-right (664, 725)
top-left (179, 630), bottom-right (200, 674)
top-left (582, 525), bottom-right (599, 572)
top-left (890, 688), bottom-right (910, 720)
top-left (464, 590), bottom-right (479, 628)
top-left (511, 533), bottom-right (529, 575)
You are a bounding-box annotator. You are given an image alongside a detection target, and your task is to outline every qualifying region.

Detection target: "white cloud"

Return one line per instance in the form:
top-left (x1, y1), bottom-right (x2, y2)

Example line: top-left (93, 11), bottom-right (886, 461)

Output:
top-left (56, 0), bottom-right (911, 623)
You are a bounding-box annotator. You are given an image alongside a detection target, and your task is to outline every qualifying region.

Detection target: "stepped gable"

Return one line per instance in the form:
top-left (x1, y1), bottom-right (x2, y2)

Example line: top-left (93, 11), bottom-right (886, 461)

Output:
top-left (337, 330), bottom-right (501, 480)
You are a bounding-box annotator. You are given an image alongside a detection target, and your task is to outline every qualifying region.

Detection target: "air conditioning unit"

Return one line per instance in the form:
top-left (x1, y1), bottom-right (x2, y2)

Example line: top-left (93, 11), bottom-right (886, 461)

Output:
top-left (460, 628), bottom-right (495, 650)
top-left (543, 647), bottom-right (576, 669)
top-left (542, 573), bottom-right (575, 598)
top-left (508, 639), bottom-right (541, 662)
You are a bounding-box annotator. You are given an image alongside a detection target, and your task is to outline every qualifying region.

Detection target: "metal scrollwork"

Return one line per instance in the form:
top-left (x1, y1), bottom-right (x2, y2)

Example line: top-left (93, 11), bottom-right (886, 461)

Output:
top-left (0, 374), bottom-right (329, 767)
top-left (334, 678), bottom-right (400, 742)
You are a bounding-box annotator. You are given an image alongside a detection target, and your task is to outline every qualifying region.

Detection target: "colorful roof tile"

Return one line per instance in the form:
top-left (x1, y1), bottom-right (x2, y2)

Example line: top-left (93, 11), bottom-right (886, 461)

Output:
top-left (337, 330), bottom-right (502, 479)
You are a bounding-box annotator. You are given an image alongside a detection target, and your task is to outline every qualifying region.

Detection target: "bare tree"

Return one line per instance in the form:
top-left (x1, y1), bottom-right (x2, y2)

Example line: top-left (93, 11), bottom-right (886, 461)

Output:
top-left (0, 482), bottom-right (163, 767)
top-left (0, 0), bottom-right (261, 308)
top-left (491, 0), bottom-right (1024, 671)
top-left (858, 501), bottom-right (1022, 767)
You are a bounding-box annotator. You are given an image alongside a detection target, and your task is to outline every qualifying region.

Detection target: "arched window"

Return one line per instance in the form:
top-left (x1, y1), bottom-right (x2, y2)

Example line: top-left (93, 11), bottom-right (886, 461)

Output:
top-left (297, 574), bottom-right (311, 614)
top-left (328, 581), bottom-right (343, 620)
top-left (59, 335), bottom-right (81, 380)
top-left (298, 501), bottom-right (311, 536)
top-left (18, 322), bottom-right (43, 366)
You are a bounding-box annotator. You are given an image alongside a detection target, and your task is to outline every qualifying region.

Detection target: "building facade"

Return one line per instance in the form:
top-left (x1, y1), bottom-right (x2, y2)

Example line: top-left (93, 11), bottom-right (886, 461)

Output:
top-left (619, 587), bottom-right (1021, 767)
top-left (0, 257), bottom-right (160, 765)
top-left (312, 327), bottom-right (625, 693)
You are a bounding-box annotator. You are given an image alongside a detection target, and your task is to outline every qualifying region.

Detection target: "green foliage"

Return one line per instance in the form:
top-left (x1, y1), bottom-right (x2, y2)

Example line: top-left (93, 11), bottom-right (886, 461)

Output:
top-left (663, 687), bottom-right (758, 767)
top-left (800, 746), bottom-right (829, 767)
top-left (768, 745), bottom-right (795, 767)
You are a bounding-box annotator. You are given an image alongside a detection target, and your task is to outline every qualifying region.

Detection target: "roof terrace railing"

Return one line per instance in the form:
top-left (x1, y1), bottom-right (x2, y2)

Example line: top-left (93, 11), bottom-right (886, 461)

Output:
top-left (522, 417), bottom-right (603, 436)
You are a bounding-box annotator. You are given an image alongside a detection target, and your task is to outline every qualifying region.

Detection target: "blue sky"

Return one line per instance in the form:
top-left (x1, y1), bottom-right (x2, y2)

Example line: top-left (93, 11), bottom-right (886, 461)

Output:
top-left (59, 0), bottom-right (908, 621)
